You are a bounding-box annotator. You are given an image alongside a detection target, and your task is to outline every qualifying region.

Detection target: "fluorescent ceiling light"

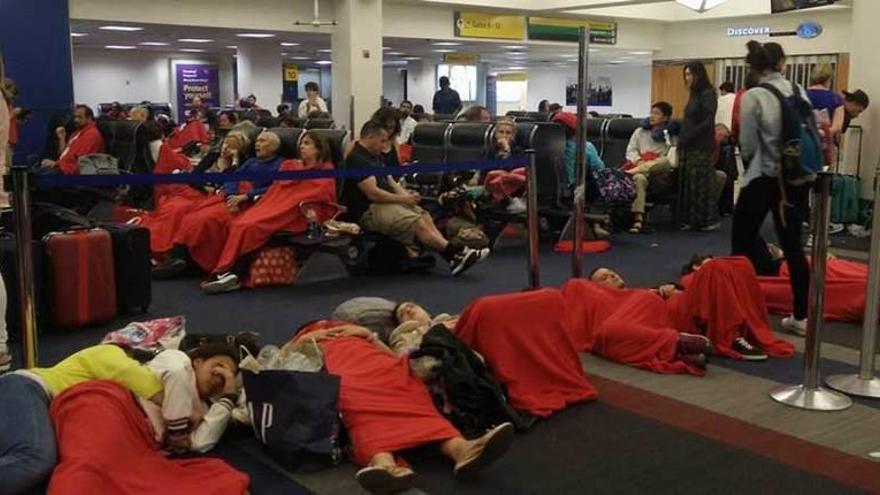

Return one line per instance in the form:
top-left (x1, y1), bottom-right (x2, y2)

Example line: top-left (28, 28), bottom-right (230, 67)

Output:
top-left (315, 60), bottom-right (332, 65)
top-left (236, 33), bottom-right (275, 38)
top-left (506, 66), bottom-right (526, 70)
top-left (433, 49), bottom-right (454, 53)
top-left (433, 42), bottom-right (461, 46)
top-left (139, 42), bottom-right (170, 46)
top-left (70, 32), bottom-right (88, 38)
top-left (674, 0), bottom-right (729, 13)
top-left (180, 48), bottom-right (206, 53)
top-left (504, 45), bottom-right (526, 50)
top-left (404, 57), bottom-right (422, 60)
top-left (226, 45), bottom-right (237, 49)
top-left (317, 48), bottom-right (333, 53)
top-left (105, 45), bottom-right (136, 50)
top-left (178, 38), bottom-right (213, 43)
top-left (291, 56), bottom-right (310, 60)
top-left (386, 51), bottom-right (405, 56)
top-left (630, 51), bottom-right (652, 55)
top-left (100, 25), bottom-right (143, 32)
top-left (281, 42), bottom-right (300, 47)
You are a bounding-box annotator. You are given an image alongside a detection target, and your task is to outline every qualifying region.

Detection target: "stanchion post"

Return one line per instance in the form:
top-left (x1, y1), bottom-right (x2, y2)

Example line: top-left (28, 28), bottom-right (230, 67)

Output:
top-left (10, 165), bottom-right (39, 368)
top-left (826, 167), bottom-right (880, 398)
top-left (525, 150), bottom-right (540, 289)
top-left (770, 172), bottom-right (852, 410)
top-left (572, 25), bottom-right (590, 278)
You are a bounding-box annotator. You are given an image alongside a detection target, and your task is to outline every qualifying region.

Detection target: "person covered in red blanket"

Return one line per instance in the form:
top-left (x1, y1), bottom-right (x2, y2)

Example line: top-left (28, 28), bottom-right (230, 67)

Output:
top-left (561, 278), bottom-right (712, 374)
top-left (200, 131), bottom-right (337, 293)
top-left (590, 256), bottom-right (795, 362)
top-left (452, 289), bottom-right (599, 416)
top-left (40, 104), bottom-right (104, 175)
top-left (167, 108), bottom-right (210, 150)
top-left (142, 131), bottom-right (249, 258)
top-left (153, 130), bottom-right (284, 278)
top-left (683, 247), bottom-right (871, 332)
top-left (47, 343), bottom-right (249, 495)
top-left (291, 320), bottom-right (514, 494)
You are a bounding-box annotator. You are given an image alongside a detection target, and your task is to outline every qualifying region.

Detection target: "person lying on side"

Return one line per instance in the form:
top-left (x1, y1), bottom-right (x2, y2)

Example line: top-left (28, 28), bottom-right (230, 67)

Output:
top-left (589, 256), bottom-right (795, 362)
top-left (139, 343), bottom-right (241, 453)
top-left (290, 320), bottom-right (514, 494)
top-left (0, 344), bottom-right (164, 495)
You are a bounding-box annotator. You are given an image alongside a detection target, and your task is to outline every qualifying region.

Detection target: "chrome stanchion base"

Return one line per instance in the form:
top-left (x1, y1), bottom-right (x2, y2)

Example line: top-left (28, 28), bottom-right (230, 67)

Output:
top-left (769, 384), bottom-right (853, 411)
top-left (825, 374), bottom-right (880, 399)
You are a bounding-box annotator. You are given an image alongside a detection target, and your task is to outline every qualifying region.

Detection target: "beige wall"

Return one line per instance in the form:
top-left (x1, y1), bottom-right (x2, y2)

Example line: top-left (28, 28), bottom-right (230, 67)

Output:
top-left (845, 0), bottom-right (879, 197)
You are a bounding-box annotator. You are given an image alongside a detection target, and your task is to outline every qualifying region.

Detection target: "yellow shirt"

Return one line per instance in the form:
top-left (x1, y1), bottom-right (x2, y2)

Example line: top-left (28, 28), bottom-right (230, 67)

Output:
top-left (29, 344), bottom-right (163, 399)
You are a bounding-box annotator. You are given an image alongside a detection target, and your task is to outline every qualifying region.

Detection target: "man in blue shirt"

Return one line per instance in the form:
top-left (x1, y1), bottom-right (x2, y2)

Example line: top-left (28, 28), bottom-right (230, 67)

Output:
top-left (432, 76), bottom-right (462, 116)
top-left (153, 130), bottom-right (284, 278)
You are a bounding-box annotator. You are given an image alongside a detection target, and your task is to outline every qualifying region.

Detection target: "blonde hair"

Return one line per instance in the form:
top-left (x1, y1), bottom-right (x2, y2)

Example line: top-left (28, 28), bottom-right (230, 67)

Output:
top-left (494, 118), bottom-right (516, 132)
top-left (223, 132), bottom-right (251, 155)
top-left (810, 64), bottom-right (834, 86)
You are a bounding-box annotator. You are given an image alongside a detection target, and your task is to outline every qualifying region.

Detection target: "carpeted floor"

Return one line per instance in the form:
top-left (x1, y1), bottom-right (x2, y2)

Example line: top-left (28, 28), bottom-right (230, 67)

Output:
top-left (17, 218), bottom-right (880, 494)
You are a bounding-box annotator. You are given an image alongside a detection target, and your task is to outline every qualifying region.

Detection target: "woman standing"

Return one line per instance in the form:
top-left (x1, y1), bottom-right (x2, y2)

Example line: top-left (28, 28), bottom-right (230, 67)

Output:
top-left (678, 62), bottom-right (720, 231)
top-left (732, 41), bottom-right (811, 335)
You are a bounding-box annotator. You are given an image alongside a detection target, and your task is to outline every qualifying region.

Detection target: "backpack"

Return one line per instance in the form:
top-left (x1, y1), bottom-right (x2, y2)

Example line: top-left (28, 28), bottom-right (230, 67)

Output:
top-left (591, 168), bottom-right (636, 205)
top-left (758, 83), bottom-right (823, 186)
top-left (78, 153), bottom-right (120, 175)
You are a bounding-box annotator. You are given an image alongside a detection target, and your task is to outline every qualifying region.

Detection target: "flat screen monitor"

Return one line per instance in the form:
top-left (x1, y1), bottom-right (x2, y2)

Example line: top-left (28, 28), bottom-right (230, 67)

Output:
top-left (771, 0), bottom-right (836, 13)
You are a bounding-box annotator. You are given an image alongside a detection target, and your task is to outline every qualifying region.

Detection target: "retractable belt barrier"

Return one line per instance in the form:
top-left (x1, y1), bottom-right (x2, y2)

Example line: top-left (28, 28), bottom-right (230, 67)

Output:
top-left (11, 154), bottom-right (537, 368)
top-left (31, 157), bottom-right (530, 189)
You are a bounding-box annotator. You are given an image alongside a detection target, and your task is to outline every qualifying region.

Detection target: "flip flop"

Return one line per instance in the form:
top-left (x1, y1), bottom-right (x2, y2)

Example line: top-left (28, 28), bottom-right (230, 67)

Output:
top-left (355, 465), bottom-right (416, 494)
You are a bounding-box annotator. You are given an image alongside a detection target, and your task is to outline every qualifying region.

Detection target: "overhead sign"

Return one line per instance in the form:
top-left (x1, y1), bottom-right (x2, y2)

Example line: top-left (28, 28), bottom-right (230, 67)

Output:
top-left (443, 52), bottom-right (479, 64)
top-left (283, 64), bottom-right (299, 82)
top-left (455, 12), bottom-right (526, 40)
top-left (726, 26), bottom-right (771, 37)
top-left (796, 21), bottom-right (823, 39)
top-left (497, 72), bottom-right (527, 82)
top-left (527, 17), bottom-right (617, 45)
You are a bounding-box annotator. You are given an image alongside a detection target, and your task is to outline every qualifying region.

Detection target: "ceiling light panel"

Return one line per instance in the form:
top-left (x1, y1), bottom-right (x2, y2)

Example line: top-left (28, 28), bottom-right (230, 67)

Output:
top-left (100, 25), bottom-right (143, 32)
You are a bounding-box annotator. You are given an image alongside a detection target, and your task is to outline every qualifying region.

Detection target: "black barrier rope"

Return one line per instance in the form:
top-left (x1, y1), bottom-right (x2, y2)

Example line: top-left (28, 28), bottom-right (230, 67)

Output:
top-left (31, 156), bottom-right (530, 189)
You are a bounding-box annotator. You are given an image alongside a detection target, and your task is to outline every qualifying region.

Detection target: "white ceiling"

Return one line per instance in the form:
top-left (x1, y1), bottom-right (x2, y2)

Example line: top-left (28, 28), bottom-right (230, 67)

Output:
top-left (69, 20), bottom-right (653, 71)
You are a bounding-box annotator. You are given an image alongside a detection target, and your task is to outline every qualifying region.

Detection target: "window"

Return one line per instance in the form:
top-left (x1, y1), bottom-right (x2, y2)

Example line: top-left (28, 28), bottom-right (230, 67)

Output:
top-left (437, 64), bottom-right (478, 101)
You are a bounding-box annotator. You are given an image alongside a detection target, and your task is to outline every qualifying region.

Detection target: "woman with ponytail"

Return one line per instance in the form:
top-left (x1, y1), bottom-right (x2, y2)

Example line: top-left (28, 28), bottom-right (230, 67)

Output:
top-left (678, 61), bottom-right (722, 231)
top-left (732, 40), bottom-right (812, 336)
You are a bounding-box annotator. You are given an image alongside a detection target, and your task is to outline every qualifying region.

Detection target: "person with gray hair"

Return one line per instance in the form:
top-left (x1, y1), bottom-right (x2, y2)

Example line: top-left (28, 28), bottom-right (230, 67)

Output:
top-left (153, 130), bottom-right (286, 278)
top-left (129, 105), bottom-right (150, 122)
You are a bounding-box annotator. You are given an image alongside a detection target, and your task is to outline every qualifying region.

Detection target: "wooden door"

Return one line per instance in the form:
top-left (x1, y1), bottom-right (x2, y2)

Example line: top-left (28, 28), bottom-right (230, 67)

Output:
top-left (652, 63), bottom-right (716, 118)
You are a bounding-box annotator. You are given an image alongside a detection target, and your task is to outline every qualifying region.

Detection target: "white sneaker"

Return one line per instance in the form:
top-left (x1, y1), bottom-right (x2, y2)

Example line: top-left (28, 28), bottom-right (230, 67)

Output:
top-left (200, 272), bottom-right (242, 294)
top-left (506, 197), bottom-right (527, 214)
top-left (829, 223), bottom-right (845, 235)
top-left (449, 247), bottom-right (481, 276)
top-left (781, 316), bottom-right (807, 337)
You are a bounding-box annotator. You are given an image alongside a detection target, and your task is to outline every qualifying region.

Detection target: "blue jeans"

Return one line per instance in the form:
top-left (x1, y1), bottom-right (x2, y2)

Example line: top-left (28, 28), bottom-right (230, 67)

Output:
top-left (0, 374), bottom-right (57, 495)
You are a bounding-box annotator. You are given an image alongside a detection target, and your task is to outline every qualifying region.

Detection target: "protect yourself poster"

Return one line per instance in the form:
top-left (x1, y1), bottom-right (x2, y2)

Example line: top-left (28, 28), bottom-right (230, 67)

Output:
top-left (175, 63), bottom-right (219, 120)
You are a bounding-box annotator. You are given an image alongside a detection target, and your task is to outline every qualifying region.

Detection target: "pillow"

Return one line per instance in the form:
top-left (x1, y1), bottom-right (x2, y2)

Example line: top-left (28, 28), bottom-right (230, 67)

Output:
top-left (331, 297), bottom-right (398, 340)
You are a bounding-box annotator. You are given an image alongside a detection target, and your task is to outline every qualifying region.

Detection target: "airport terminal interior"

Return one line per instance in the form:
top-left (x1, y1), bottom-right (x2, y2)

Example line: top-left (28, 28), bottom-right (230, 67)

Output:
top-left (1, 0), bottom-right (880, 493)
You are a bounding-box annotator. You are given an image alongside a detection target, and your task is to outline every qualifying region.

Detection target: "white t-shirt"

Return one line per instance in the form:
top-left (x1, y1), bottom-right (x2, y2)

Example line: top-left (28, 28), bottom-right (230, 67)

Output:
top-left (398, 116), bottom-right (417, 145)
top-left (298, 96), bottom-right (328, 118)
top-left (715, 92), bottom-right (736, 131)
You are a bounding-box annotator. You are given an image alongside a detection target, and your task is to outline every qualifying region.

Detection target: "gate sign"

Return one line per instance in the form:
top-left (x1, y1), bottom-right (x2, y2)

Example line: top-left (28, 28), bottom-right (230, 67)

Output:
top-left (175, 63), bottom-right (219, 121)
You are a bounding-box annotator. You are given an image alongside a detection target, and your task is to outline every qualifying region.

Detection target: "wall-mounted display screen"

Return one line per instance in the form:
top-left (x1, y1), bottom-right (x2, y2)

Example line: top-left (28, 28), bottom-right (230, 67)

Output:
top-left (771, 0), bottom-right (836, 14)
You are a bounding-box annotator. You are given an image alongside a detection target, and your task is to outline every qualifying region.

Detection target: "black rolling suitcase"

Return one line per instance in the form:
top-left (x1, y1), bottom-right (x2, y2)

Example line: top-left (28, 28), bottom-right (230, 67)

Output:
top-left (100, 222), bottom-right (152, 314)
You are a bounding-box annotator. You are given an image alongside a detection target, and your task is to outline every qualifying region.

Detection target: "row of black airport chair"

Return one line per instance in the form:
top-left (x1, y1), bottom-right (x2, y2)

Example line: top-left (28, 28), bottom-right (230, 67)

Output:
top-left (409, 120), bottom-right (567, 210)
top-left (98, 102), bottom-right (173, 118)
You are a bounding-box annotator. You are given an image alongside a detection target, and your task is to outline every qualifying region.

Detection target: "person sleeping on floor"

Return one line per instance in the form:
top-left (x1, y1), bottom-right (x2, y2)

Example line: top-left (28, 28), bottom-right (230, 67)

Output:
top-left (588, 256), bottom-right (795, 362)
top-left (682, 246), bottom-right (872, 332)
top-left (289, 320), bottom-right (515, 494)
top-left (0, 343), bottom-right (246, 495)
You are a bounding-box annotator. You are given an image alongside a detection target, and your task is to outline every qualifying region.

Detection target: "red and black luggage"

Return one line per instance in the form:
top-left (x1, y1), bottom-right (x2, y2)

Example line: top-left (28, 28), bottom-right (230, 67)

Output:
top-left (44, 228), bottom-right (117, 328)
top-left (100, 222), bottom-right (152, 314)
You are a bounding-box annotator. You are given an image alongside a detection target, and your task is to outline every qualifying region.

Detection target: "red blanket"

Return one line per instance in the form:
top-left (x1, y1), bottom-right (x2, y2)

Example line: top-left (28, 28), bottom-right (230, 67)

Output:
top-left (675, 256), bottom-right (794, 359)
top-left (141, 144), bottom-right (206, 255)
top-left (299, 320), bottom-right (460, 466)
top-left (454, 289), bottom-right (598, 417)
top-left (213, 160), bottom-right (336, 273)
top-left (758, 259), bottom-right (869, 323)
top-left (48, 381), bottom-right (248, 495)
top-left (57, 122), bottom-right (105, 175)
top-left (561, 280), bottom-right (703, 376)
top-left (167, 120), bottom-right (209, 149)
